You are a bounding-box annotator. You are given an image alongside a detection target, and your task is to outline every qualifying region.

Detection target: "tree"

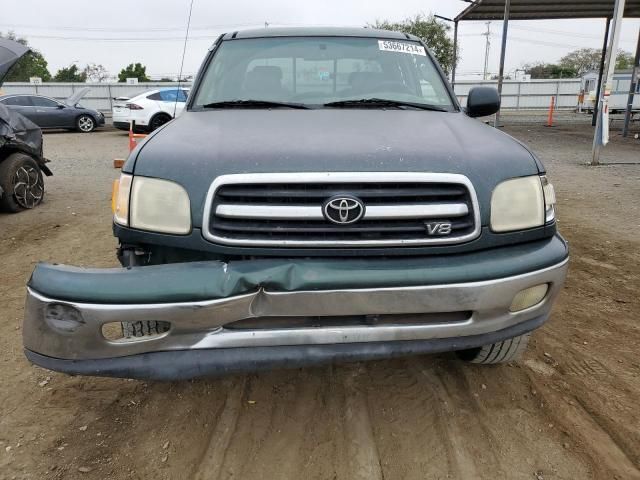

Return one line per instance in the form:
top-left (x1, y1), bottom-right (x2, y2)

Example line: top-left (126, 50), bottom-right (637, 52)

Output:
top-left (615, 50), bottom-right (636, 70)
top-left (557, 48), bottom-right (635, 76)
top-left (118, 63), bottom-right (150, 83)
top-left (0, 31), bottom-right (51, 81)
top-left (54, 64), bottom-right (86, 82)
top-left (524, 62), bottom-right (578, 79)
top-left (83, 63), bottom-right (109, 82)
top-left (559, 48), bottom-right (601, 75)
top-left (369, 14), bottom-right (457, 75)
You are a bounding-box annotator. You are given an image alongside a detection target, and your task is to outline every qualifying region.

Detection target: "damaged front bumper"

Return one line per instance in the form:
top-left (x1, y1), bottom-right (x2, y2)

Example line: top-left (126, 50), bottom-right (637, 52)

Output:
top-left (23, 235), bottom-right (568, 380)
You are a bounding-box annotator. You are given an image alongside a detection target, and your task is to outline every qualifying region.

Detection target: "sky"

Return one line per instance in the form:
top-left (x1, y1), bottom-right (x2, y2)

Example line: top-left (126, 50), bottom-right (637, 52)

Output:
top-left (1, 0), bottom-right (639, 80)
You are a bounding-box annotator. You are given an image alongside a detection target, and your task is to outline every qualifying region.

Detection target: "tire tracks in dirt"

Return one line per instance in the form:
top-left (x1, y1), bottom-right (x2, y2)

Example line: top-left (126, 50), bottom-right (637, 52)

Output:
top-left (524, 366), bottom-right (640, 479)
top-left (339, 364), bottom-right (383, 480)
top-left (193, 376), bottom-right (247, 480)
top-left (192, 368), bottom-right (346, 480)
top-left (531, 333), bottom-right (640, 466)
top-left (412, 361), bottom-right (487, 479)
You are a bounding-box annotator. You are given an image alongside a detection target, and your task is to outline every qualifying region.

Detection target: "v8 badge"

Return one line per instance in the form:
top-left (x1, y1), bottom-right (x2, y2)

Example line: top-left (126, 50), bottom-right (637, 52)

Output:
top-left (424, 221), bottom-right (452, 236)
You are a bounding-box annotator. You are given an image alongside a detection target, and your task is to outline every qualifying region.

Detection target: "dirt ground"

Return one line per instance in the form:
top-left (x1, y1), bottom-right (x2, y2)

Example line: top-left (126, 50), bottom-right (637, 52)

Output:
top-left (1, 120), bottom-right (639, 480)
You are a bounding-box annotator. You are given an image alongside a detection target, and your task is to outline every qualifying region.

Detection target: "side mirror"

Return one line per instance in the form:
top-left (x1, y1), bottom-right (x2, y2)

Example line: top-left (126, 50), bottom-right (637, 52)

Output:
top-left (57, 104), bottom-right (65, 109)
top-left (466, 87), bottom-right (500, 118)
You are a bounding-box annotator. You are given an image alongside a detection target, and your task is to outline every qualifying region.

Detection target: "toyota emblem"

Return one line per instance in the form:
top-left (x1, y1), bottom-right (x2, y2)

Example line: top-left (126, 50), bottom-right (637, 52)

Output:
top-left (322, 195), bottom-right (365, 225)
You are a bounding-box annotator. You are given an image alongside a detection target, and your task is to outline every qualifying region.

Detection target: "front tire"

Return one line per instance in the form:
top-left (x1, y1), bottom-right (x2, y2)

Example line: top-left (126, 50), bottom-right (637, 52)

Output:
top-left (456, 333), bottom-right (531, 364)
top-left (0, 153), bottom-right (45, 213)
top-left (76, 114), bottom-right (95, 133)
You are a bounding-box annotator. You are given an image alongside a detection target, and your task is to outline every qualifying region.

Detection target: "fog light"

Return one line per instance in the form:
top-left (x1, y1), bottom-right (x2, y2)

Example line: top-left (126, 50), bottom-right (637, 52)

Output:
top-left (510, 284), bottom-right (549, 312)
top-left (45, 304), bottom-right (85, 333)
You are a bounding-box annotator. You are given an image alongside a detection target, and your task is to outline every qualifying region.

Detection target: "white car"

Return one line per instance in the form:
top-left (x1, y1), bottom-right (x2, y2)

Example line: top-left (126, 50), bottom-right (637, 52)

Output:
top-left (112, 87), bottom-right (190, 132)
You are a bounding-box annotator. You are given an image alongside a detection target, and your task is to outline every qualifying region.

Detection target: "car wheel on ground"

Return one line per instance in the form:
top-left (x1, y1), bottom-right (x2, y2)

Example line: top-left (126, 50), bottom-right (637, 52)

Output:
top-left (0, 153), bottom-right (45, 213)
top-left (456, 333), bottom-right (531, 364)
top-left (149, 113), bottom-right (172, 132)
top-left (76, 114), bottom-right (95, 133)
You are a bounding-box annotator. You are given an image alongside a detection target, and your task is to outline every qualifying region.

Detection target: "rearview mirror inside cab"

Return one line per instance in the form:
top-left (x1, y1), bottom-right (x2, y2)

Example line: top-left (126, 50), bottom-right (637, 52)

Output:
top-left (466, 87), bottom-right (501, 118)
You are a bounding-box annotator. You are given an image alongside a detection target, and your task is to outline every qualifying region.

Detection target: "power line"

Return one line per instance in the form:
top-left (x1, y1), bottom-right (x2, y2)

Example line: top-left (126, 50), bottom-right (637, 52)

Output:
top-left (3, 33), bottom-right (220, 42)
top-left (510, 24), bottom-right (636, 42)
top-left (0, 22), bottom-right (267, 33)
top-left (508, 35), bottom-right (599, 50)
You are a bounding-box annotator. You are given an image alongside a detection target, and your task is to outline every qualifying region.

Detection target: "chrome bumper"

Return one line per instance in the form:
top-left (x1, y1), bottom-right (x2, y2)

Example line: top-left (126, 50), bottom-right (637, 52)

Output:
top-left (23, 259), bottom-right (568, 361)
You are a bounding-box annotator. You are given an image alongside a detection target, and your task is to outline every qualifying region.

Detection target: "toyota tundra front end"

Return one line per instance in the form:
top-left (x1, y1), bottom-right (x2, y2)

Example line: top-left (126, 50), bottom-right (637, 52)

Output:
top-left (23, 27), bottom-right (568, 380)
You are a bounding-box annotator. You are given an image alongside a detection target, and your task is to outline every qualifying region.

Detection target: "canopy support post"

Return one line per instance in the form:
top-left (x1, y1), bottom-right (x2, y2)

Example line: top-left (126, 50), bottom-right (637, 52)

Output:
top-left (622, 28), bottom-right (640, 137)
top-left (494, 0), bottom-right (510, 128)
top-left (452, 20), bottom-right (459, 87)
top-left (591, 0), bottom-right (626, 166)
top-left (593, 17), bottom-right (612, 126)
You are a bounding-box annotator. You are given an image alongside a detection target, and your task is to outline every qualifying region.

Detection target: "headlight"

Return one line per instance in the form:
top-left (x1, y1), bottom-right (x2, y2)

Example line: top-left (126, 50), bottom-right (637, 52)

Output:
top-left (491, 175), bottom-right (547, 232)
top-left (113, 174), bottom-right (191, 235)
top-left (131, 177), bottom-right (191, 234)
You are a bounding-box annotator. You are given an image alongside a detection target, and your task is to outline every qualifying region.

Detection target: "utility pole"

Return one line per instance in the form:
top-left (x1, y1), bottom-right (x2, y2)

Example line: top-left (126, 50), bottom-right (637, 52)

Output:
top-left (482, 22), bottom-right (491, 80)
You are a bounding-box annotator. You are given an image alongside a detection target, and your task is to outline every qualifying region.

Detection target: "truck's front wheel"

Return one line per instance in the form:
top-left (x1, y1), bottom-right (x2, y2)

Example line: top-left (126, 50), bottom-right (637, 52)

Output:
top-left (456, 333), bottom-right (531, 364)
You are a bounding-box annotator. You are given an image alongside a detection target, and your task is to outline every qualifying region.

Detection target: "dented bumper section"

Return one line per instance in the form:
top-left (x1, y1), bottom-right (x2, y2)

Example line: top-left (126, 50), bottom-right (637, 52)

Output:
top-left (23, 235), bottom-right (568, 380)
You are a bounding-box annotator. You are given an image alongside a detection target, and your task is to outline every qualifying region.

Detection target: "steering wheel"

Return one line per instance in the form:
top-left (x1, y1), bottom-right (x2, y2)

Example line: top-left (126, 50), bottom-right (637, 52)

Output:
top-left (291, 91), bottom-right (328, 102)
top-left (367, 80), bottom-right (413, 95)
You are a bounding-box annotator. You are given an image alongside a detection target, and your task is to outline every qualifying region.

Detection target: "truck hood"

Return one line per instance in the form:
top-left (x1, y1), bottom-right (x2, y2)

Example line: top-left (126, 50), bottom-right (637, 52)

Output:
top-left (131, 109), bottom-right (542, 227)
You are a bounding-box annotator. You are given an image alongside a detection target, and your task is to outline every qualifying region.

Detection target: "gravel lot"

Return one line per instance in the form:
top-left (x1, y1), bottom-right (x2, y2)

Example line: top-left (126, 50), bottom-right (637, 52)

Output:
top-left (1, 120), bottom-right (639, 480)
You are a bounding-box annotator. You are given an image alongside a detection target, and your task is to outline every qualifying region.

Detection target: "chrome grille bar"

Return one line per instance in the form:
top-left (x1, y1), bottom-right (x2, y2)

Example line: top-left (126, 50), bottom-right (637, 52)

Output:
top-left (216, 203), bottom-right (469, 220)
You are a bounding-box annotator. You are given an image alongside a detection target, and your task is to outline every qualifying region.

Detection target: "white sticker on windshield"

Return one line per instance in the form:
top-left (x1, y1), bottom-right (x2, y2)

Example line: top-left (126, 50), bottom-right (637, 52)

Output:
top-left (378, 40), bottom-right (426, 56)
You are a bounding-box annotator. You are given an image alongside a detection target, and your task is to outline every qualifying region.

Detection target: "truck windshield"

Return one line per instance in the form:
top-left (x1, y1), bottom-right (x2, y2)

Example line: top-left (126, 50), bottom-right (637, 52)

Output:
top-left (192, 36), bottom-right (455, 110)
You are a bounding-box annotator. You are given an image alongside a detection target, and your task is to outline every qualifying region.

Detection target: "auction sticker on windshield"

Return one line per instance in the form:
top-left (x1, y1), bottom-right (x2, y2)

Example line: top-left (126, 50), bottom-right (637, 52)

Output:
top-left (378, 40), bottom-right (426, 56)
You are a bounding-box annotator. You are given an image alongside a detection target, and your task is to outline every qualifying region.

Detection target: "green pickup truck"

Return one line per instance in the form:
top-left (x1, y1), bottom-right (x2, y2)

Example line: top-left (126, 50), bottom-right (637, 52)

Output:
top-left (23, 27), bottom-right (567, 380)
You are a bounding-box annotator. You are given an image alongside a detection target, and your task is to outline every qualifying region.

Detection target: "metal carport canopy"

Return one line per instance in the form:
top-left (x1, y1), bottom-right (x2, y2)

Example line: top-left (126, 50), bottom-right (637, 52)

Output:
top-left (453, 0), bottom-right (640, 166)
top-left (455, 0), bottom-right (640, 21)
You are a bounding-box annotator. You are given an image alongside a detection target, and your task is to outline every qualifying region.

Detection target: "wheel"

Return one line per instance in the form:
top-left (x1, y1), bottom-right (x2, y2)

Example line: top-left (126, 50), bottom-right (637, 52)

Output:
top-left (456, 333), bottom-right (531, 364)
top-left (0, 153), bottom-right (45, 213)
top-left (76, 114), bottom-right (95, 133)
top-left (121, 320), bottom-right (170, 339)
top-left (149, 113), bottom-right (172, 132)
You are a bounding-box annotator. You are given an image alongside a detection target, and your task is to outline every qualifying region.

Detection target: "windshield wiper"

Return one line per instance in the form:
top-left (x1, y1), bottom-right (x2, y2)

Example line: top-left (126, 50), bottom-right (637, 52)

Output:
top-left (201, 99), bottom-right (311, 109)
top-left (324, 98), bottom-right (448, 111)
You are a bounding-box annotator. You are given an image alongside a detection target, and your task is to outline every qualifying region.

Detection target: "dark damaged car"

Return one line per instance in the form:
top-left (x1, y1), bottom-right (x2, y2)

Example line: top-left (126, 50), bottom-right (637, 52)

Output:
top-left (0, 38), bottom-right (51, 212)
top-left (23, 28), bottom-right (568, 380)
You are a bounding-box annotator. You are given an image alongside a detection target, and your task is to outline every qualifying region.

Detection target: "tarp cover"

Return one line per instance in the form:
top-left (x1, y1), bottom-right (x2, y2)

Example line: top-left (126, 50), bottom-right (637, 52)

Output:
top-left (0, 37), bottom-right (49, 174)
top-left (0, 37), bottom-right (29, 83)
top-left (28, 235), bottom-right (568, 304)
top-left (0, 103), bottom-right (45, 162)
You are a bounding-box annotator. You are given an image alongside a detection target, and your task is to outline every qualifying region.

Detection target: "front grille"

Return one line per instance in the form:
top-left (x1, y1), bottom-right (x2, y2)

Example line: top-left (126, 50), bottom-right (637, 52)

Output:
top-left (203, 173), bottom-right (480, 247)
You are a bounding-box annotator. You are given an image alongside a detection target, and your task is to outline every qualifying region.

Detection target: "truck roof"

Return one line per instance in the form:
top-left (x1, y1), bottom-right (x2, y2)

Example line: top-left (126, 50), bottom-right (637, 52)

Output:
top-left (222, 27), bottom-right (419, 41)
